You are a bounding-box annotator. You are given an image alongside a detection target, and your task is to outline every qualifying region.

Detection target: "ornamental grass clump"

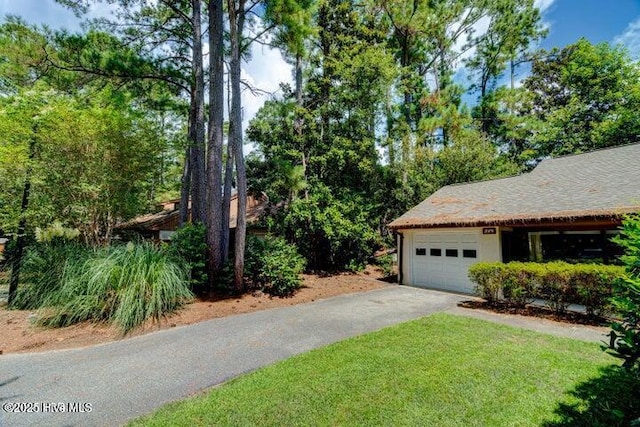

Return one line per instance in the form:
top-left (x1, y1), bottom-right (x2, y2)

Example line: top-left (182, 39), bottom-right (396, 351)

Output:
top-left (10, 233), bottom-right (89, 310)
top-left (36, 243), bottom-right (193, 334)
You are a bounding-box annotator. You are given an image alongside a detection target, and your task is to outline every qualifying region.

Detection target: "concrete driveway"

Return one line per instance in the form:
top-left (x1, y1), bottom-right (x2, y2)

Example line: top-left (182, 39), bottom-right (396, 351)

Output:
top-left (0, 285), bottom-right (608, 427)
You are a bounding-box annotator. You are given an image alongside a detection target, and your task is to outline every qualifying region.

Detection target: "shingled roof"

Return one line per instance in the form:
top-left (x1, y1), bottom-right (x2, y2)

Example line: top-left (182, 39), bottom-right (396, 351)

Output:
top-left (389, 143), bottom-right (640, 229)
top-left (118, 192), bottom-right (269, 232)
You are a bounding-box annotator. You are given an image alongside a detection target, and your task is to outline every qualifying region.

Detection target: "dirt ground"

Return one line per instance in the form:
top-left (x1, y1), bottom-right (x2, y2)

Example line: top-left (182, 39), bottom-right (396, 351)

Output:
top-left (0, 266), bottom-right (390, 355)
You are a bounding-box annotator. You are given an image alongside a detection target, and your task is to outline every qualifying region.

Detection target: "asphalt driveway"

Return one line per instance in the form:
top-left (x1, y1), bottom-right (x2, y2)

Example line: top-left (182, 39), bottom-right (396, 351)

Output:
top-left (0, 285), bottom-right (607, 427)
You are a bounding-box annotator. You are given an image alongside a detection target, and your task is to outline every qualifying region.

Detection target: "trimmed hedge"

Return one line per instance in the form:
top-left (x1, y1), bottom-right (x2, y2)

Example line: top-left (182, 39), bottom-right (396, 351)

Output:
top-left (468, 261), bottom-right (626, 315)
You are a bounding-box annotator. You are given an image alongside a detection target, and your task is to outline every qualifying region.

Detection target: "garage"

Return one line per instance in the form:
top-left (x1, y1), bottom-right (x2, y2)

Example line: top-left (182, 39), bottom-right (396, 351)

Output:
top-left (411, 231), bottom-right (480, 293)
top-left (389, 144), bottom-right (640, 294)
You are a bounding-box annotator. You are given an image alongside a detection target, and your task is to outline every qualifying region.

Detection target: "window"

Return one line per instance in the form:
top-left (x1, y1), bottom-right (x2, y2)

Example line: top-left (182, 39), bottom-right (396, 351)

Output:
top-left (159, 230), bottom-right (175, 241)
top-left (445, 249), bottom-right (458, 257)
top-left (463, 249), bottom-right (477, 258)
top-left (430, 248), bottom-right (442, 257)
top-left (415, 248), bottom-right (426, 256)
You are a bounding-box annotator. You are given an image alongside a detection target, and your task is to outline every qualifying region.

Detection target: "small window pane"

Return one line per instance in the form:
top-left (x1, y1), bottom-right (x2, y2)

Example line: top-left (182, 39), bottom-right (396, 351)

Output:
top-left (463, 249), bottom-right (477, 258)
top-left (430, 248), bottom-right (442, 257)
top-left (415, 248), bottom-right (426, 256)
top-left (445, 249), bottom-right (458, 257)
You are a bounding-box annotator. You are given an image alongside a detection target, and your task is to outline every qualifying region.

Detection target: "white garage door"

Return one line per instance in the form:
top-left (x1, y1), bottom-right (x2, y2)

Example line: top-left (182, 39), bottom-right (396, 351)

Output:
top-left (412, 232), bottom-right (479, 293)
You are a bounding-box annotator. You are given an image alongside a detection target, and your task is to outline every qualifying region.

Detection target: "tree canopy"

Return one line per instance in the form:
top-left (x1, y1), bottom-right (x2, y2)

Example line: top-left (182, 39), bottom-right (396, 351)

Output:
top-left (2, 0), bottom-right (639, 283)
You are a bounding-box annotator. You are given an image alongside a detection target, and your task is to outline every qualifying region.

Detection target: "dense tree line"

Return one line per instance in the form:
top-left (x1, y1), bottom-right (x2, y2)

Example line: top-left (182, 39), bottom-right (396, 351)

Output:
top-left (2, 0), bottom-right (640, 293)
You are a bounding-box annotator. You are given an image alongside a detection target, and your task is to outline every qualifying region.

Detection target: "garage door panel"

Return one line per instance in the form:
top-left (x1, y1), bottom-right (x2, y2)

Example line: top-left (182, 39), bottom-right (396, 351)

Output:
top-left (460, 234), bottom-right (477, 243)
top-left (426, 234), bottom-right (442, 243)
top-left (412, 232), bottom-right (478, 293)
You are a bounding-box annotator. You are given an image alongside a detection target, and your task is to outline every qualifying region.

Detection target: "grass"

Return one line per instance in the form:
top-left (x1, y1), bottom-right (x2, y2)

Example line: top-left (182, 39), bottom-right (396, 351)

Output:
top-left (130, 314), bottom-right (640, 426)
top-left (11, 241), bottom-right (193, 333)
top-left (37, 243), bottom-right (193, 333)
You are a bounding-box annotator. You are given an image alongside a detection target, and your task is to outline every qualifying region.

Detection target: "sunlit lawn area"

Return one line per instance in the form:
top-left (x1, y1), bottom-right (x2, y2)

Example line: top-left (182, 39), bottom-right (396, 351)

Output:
top-left (131, 314), bottom-right (639, 427)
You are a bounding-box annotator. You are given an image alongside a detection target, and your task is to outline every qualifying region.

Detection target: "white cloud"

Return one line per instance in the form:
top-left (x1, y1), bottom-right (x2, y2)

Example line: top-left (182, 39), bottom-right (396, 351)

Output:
top-left (1, 0), bottom-right (79, 29)
top-left (241, 42), bottom-right (293, 131)
top-left (239, 24), bottom-right (293, 153)
top-left (534, 0), bottom-right (556, 12)
top-left (450, 14), bottom-right (492, 70)
top-left (613, 17), bottom-right (640, 59)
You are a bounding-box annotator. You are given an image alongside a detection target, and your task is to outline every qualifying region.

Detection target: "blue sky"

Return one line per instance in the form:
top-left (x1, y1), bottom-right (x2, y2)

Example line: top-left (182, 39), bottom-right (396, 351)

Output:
top-left (2, 0), bottom-right (640, 116)
top-left (541, 0), bottom-right (640, 55)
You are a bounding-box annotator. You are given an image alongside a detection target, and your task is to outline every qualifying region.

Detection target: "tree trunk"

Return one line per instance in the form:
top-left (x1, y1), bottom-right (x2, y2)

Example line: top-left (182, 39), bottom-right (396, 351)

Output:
top-left (206, 0), bottom-right (225, 287)
top-left (179, 145), bottom-right (191, 225)
top-left (228, 0), bottom-right (247, 292)
top-left (221, 142), bottom-right (233, 262)
top-left (8, 129), bottom-right (36, 306)
top-left (294, 52), bottom-right (309, 200)
top-left (190, 0), bottom-right (207, 225)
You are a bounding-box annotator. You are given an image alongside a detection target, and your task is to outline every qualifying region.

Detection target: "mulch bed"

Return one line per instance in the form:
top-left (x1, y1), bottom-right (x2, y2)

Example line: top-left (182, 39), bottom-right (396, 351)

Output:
top-left (458, 300), bottom-right (612, 327)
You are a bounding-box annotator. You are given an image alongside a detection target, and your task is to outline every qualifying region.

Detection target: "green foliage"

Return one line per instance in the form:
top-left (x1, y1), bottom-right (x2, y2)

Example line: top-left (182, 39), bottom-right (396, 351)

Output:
top-left (13, 242), bottom-right (192, 334)
top-left (469, 261), bottom-right (625, 314)
top-left (280, 185), bottom-right (380, 271)
top-left (522, 39), bottom-right (640, 160)
top-left (244, 235), bottom-right (306, 297)
top-left (0, 85), bottom-right (166, 244)
top-left (11, 239), bottom-right (90, 310)
top-left (168, 222), bottom-right (208, 294)
top-left (35, 221), bottom-right (80, 242)
top-left (607, 215), bottom-right (640, 369)
top-left (375, 254), bottom-right (395, 278)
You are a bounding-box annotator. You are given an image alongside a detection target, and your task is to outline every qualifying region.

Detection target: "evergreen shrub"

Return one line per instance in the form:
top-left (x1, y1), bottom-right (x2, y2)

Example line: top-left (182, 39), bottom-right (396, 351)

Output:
top-left (469, 261), bottom-right (624, 315)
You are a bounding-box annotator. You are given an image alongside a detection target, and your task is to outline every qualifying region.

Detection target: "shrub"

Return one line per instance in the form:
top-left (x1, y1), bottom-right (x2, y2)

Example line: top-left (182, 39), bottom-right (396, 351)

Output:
top-left (469, 263), bottom-right (505, 305)
top-left (469, 261), bottom-right (625, 314)
top-left (538, 262), bottom-right (575, 314)
top-left (279, 185), bottom-right (380, 272)
top-left (573, 264), bottom-right (620, 316)
top-left (375, 253), bottom-right (396, 278)
top-left (500, 262), bottom-right (541, 307)
top-left (168, 222), bottom-right (208, 294)
top-left (607, 215), bottom-right (640, 369)
top-left (244, 235), bottom-right (306, 297)
top-left (14, 242), bottom-right (192, 334)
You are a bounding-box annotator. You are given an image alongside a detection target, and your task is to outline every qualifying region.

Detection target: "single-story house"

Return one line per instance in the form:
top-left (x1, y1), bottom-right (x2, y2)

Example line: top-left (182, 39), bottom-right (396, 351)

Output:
top-left (117, 192), bottom-right (269, 241)
top-left (389, 143), bottom-right (640, 294)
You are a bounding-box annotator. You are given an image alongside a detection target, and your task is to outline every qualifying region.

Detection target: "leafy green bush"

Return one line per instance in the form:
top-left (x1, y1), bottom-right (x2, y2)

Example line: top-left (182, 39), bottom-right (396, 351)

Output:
top-left (168, 222), bottom-right (208, 294)
top-left (469, 263), bottom-right (505, 305)
top-left (538, 262), bottom-right (575, 314)
top-left (244, 235), bottom-right (306, 296)
top-left (469, 261), bottom-right (625, 314)
top-left (573, 264), bottom-right (621, 316)
top-left (375, 253), bottom-right (395, 278)
top-left (500, 262), bottom-right (541, 307)
top-left (607, 215), bottom-right (640, 369)
top-left (280, 185), bottom-right (379, 271)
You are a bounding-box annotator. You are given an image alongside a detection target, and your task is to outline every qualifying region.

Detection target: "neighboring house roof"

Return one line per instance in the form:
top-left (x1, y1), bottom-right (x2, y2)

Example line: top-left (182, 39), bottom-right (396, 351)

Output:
top-left (389, 143), bottom-right (640, 229)
top-left (118, 193), bottom-right (269, 233)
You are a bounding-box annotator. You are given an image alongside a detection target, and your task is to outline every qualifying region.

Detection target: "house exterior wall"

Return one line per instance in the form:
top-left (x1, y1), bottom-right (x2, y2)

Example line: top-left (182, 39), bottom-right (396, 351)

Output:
top-left (398, 227), bottom-right (502, 292)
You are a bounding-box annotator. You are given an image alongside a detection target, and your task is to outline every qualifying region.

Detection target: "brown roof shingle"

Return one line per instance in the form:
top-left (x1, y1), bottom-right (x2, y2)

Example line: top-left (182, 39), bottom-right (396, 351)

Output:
top-left (389, 143), bottom-right (640, 229)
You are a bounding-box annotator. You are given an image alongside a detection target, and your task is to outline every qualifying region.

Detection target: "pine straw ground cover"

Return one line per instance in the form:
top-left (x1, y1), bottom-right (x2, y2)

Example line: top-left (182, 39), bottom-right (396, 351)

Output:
top-left (0, 267), bottom-right (388, 354)
top-left (131, 314), bottom-right (640, 427)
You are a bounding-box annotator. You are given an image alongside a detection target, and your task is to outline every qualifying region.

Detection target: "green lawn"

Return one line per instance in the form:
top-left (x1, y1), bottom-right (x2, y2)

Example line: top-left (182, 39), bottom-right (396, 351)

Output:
top-left (131, 314), bottom-right (639, 427)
